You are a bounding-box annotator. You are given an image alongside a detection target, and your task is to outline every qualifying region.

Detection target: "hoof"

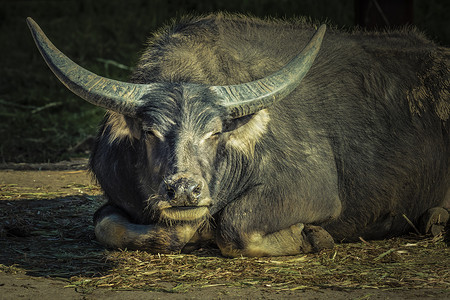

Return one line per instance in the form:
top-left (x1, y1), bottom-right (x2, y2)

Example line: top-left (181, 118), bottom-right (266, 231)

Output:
top-left (303, 225), bottom-right (334, 252)
top-left (419, 207), bottom-right (449, 236)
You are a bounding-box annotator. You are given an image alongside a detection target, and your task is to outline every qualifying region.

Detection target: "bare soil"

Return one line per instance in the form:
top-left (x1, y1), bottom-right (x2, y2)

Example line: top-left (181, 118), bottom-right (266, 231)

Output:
top-left (0, 167), bottom-right (449, 299)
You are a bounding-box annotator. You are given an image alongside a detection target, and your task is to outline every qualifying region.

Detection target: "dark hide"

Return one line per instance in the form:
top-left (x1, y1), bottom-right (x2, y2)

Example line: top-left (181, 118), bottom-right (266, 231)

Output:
top-left (91, 14), bottom-right (449, 255)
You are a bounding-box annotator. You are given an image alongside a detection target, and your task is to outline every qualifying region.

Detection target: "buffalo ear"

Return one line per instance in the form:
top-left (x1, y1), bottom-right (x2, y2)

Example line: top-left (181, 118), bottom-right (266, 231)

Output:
top-left (223, 109), bottom-right (270, 157)
top-left (104, 112), bottom-right (141, 143)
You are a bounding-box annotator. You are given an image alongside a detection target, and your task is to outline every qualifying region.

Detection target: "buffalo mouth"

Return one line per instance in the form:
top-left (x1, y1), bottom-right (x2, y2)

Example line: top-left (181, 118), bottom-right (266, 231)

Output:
top-left (160, 206), bottom-right (210, 221)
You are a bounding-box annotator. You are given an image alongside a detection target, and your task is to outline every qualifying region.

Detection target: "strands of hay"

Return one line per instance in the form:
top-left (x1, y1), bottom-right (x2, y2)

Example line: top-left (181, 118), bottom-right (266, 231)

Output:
top-left (1, 180), bottom-right (449, 293)
top-left (66, 235), bottom-right (449, 293)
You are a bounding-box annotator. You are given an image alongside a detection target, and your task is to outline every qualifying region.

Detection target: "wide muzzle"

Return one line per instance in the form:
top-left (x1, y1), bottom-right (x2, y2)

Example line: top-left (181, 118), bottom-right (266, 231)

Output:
top-left (162, 176), bottom-right (204, 207)
top-left (158, 173), bottom-right (211, 208)
top-left (156, 173), bottom-right (212, 222)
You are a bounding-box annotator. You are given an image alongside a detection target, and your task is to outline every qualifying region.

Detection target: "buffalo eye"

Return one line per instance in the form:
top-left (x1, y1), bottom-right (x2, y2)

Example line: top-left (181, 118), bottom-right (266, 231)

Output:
top-left (210, 131), bottom-right (221, 138)
top-left (223, 114), bottom-right (254, 132)
top-left (144, 128), bottom-right (165, 142)
top-left (201, 131), bottom-right (221, 143)
top-left (144, 130), bottom-right (156, 140)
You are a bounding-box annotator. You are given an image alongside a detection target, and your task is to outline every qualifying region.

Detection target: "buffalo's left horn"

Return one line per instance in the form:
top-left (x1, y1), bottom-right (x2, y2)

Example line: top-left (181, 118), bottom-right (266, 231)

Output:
top-left (27, 17), bottom-right (156, 117)
top-left (211, 24), bottom-right (326, 119)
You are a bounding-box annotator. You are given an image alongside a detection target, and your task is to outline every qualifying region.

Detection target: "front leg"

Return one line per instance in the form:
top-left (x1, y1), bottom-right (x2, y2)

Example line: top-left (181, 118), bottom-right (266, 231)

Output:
top-left (94, 205), bottom-right (204, 253)
top-left (215, 184), bottom-right (338, 257)
top-left (217, 223), bottom-right (334, 257)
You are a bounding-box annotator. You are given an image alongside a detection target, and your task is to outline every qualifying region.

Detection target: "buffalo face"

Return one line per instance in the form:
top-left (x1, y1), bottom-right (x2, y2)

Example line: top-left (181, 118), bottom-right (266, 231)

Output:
top-left (133, 85), bottom-right (226, 222)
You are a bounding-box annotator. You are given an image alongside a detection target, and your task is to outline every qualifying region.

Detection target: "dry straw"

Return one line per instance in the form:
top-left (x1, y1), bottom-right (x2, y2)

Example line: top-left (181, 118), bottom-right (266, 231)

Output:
top-left (1, 181), bottom-right (449, 293)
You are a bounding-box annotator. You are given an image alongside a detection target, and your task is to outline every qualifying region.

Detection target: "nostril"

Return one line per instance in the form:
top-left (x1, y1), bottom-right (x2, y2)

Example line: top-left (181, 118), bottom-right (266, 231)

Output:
top-left (166, 186), bottom-right (176, 200)
top-left (191, 184), bottom-right (202, 198)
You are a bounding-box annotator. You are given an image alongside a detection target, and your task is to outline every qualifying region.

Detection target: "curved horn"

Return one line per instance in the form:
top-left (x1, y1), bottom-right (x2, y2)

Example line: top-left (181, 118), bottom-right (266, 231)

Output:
top-left (27, 17), bottom-right (153, 116)
top-left (211, 24), bottom-right (326, 118)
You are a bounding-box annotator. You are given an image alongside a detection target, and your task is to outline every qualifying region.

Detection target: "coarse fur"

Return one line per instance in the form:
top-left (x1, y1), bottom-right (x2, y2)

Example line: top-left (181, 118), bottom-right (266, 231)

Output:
top-left (90, 13), bottom-right (449, 256)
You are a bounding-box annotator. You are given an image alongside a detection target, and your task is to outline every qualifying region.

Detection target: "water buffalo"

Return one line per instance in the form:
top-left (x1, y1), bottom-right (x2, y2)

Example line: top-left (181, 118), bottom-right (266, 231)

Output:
top-left (27, 14), bottom-right (449, 257)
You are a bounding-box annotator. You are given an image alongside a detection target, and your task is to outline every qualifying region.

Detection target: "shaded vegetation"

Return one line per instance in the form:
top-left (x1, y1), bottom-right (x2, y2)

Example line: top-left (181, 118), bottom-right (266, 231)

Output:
top-left (0, 0), bottom-right (449, 162)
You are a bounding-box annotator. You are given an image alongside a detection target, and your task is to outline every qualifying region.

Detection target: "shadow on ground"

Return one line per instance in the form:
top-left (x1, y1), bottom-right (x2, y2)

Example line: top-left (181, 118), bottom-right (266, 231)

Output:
top-left (0, 194), bottom-right (112, 278)
top-left (0, 170), bottom-right (449, 299)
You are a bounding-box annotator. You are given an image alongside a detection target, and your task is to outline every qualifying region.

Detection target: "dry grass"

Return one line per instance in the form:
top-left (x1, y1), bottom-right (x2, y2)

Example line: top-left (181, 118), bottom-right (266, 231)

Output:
top-left (0, 180), bottom-right (449, 294)
top-left (66, 235), bottom-right (449, 293)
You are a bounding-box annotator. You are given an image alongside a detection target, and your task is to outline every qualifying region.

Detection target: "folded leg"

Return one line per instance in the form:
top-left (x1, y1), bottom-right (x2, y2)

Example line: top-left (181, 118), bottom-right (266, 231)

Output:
top-left (218, 223), bottom-right (334, 257)
top-left (94, 204), bottom-right (205, 253)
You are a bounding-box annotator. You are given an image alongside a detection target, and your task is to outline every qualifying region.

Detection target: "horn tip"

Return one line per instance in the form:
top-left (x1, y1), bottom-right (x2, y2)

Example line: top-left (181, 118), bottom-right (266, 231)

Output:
top-left (317, 24), bottom-right (327, 35)
top-left (26, 17), bottom-right (35, 27)
top-left (26, 17), bottom-right (40, 35)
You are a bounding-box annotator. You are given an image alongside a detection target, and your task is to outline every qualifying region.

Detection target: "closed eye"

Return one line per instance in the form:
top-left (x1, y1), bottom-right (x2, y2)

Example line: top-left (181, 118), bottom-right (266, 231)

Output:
top-left (144, 128), bottom-right (165, 141)
top-left (201, 131), bottom-right (221, 143)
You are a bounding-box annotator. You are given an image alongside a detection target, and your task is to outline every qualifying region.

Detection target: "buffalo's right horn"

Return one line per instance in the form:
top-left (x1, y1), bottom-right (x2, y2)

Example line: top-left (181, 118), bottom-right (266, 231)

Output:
top-left (27, 17), bottom-right (155, 117)
top-left (211, 24), bottom-right (326, 119)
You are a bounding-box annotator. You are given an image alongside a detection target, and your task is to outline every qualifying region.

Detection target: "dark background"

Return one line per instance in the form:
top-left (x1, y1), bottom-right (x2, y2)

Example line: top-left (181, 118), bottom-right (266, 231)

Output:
top-left (1, 0), bottom-right (449, 163)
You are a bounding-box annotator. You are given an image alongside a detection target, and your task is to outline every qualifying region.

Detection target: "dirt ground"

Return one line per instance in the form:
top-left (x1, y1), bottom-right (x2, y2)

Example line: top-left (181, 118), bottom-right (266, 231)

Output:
top-left (0, 166), bottom-right (449, 299)
top-left (1, 272), bottom-right (448, 300)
